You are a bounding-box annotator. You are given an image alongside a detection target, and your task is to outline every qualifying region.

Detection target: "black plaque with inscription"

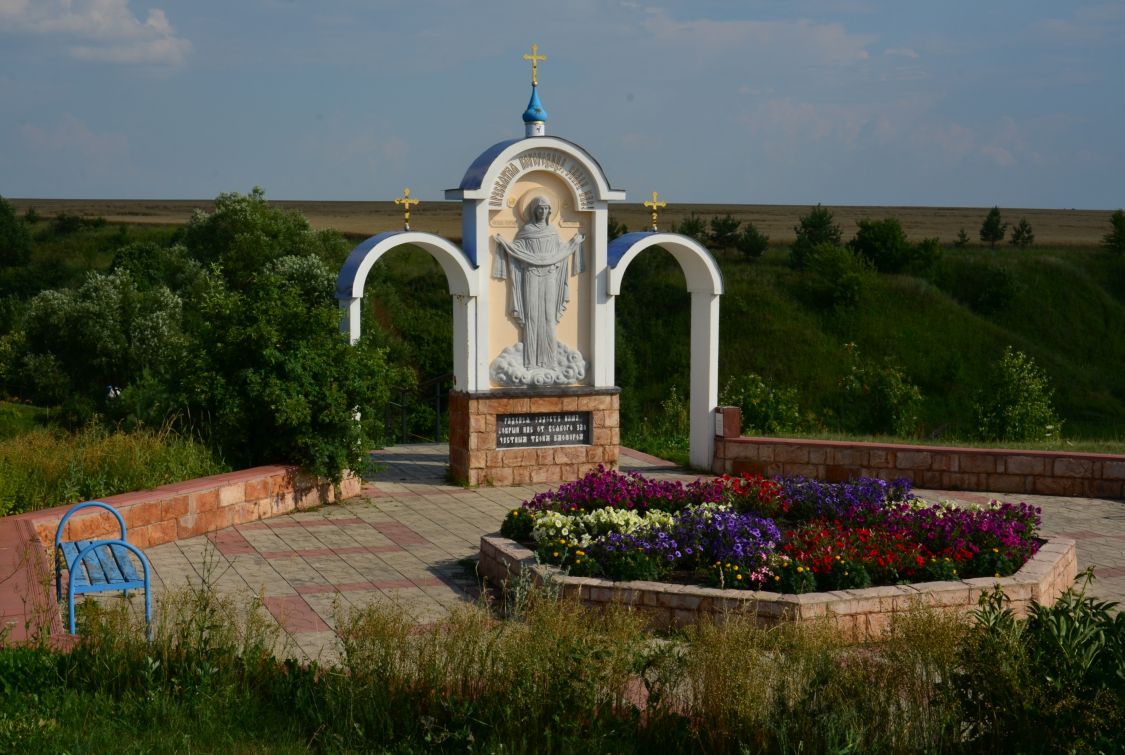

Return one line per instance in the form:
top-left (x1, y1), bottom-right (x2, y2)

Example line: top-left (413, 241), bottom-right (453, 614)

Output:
top-left (496, 412), bottom-right (592, 448)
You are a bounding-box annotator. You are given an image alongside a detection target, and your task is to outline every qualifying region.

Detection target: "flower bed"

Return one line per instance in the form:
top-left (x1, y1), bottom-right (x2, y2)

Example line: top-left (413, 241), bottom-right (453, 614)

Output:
top-left (498, 467), bottom-right (1044, 594)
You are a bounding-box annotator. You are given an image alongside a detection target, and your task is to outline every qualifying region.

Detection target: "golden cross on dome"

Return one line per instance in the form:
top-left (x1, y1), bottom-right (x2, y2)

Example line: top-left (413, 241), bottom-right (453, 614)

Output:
top-left (394, 187), bottom-right (420, 231)
top-left (522, 43), bottom-right (547, 86)
top-left (643, 191), bottom-right (667, 231)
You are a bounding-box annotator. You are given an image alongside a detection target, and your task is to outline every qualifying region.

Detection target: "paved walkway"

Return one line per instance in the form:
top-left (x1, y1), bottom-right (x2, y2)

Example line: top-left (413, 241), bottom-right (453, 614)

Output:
top-left (139, 445), bottom-right (1125, 663)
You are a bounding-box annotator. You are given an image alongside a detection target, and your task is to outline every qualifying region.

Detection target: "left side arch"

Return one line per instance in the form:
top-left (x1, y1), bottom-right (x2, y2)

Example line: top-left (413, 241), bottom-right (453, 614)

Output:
top-left (335, 231), bottom-right (479, 391)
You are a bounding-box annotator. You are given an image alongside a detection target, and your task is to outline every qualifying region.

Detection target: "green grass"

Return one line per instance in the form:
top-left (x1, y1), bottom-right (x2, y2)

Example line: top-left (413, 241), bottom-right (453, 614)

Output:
top-left (3, 570), bottom-right (1121, 753)
top-left (0, 422), bottom-right (227, 516)
top-left (618, 245), bottom-right (1125, 444)
top-left (0, 401), bottom-right (48, 440)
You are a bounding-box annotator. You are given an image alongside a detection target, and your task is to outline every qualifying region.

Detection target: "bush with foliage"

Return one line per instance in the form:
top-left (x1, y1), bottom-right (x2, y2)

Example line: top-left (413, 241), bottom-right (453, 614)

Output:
top-left (1009, 218), bottom-right (1035, 248)
top-left (940, 255), bottom-right (1019, 314)
top-left (708, 214), bottom-right (741, 249)
top-left (9, 189), bottom-right (402, 481)
top-left (674, 212), bottom-right (708, 244)
top-left (954, 228), bottom-right (970, 248)
top-left (0, 196), bottom-right (32, 268)
top-left (973, 346), bottom-right (1061, 442)
top-left (979, 206), bottom-right (1008, 249)
top-left (720, 372), bottom-right (802, 435)
top-left (804, 243), bottom-right (871, 309)
top-left (790, 203), bottom-right (842, 269)
top-left (735, 221), bottom-right (769, 260)
top-left (839, 342), bottom-right (922, 437)
top-left (1104, 209), bottom-right (1125, 255)
top-left (954, 571), bottom-right (1125, 752)
top-left (849, 216), bottom-right (912, 273)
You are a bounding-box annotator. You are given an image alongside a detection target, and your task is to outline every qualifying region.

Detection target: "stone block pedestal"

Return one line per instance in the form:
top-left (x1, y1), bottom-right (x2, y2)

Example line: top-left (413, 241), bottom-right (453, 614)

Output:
top-left (449, 387), bottom-right (620, 486)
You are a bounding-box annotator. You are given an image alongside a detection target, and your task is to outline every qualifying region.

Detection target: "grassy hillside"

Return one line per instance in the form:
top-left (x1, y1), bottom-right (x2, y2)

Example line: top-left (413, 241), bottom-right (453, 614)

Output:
top-left (4, 203), bottom-right (1124, 447)
top-left (615, 244), bottom-right (1125, 442)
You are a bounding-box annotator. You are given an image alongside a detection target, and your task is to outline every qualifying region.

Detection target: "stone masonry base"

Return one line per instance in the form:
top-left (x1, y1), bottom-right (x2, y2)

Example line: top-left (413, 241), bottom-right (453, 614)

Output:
top-left (479, 534), bottom-right (1078, 640)
top-left (449, 387), bottom-right (620, 486)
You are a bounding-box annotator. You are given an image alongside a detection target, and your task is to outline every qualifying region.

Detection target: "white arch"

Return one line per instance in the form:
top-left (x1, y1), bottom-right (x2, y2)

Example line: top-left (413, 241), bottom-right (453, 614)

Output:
top-left (607, 232), bottom-right (723, 296)
top-left (335, 231), bottom-right (478, 391)
top-left (446, 136), bottom-right (626, 204)
top-left (607, 232), bottom-right (724, 471)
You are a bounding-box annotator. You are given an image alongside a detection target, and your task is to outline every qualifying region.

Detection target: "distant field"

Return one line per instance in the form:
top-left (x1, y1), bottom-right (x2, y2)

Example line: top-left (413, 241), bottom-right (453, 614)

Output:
top-left (8, 198), bottom-right (1117, 246)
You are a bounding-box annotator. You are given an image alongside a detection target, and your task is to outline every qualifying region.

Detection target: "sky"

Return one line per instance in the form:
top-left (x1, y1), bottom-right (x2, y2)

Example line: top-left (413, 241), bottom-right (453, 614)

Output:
top-left (1, 0), bottom-right (1123, 209)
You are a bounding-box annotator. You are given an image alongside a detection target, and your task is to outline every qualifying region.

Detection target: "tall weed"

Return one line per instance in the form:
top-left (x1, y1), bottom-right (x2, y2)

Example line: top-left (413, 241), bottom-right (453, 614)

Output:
top-left (0, 422), bottom-right (225, 516)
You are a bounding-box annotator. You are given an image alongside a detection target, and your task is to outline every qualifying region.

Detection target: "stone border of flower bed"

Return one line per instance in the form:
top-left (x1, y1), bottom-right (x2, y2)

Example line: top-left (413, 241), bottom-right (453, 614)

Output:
top-left (478, 533), bottom-right (1078, 640)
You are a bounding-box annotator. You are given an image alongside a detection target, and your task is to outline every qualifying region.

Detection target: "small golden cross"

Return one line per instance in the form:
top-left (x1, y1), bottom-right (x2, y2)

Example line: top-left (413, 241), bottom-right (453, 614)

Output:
top-left (394, 187), bottom-right (420, 230)
top-left (522, 43), bottom-right (547, 86)
top-left (643, 191), bottom-right (667, 231)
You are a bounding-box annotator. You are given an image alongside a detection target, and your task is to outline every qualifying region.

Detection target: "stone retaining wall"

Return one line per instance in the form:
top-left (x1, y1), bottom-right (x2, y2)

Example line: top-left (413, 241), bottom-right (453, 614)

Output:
top-left (19, 466), bottom-right (359, 551)
top-left (712, 407), bottom-right (1125, 499)
top-left (479, 534), bottom-right (1078, 639)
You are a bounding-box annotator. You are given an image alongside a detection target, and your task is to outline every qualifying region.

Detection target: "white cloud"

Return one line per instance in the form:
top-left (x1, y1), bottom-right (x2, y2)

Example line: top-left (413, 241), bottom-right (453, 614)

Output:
top-left (638, 9), bottom-right (874, 70)
top-left (883, 47), bottom-right (919, 59)
top-left (1, 0), bottom-right (190, 65)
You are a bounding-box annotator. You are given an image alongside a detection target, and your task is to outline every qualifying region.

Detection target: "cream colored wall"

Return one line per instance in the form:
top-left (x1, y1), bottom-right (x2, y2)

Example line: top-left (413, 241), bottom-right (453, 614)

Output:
top-left (486, 170), bottom-right (592, 383)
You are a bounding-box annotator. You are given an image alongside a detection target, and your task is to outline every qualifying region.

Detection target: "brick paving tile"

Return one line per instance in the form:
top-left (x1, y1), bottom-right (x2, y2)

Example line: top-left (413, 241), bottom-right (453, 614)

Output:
top-left (135, 444), bottom-right (1125, 664)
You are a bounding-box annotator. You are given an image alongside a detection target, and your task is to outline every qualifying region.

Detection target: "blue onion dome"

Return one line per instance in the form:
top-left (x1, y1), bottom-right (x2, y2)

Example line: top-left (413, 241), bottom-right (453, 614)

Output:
top-left (522, 85), bottom-right (548, 123)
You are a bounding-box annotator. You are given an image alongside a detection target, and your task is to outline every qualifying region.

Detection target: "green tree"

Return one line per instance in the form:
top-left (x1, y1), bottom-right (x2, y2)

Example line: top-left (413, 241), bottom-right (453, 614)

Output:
top-left (804, 243), bottom-right (871, 309)
top-left (791, 204), bottom-right (842, 268)
top-left (708, 214), bottom-right (741, 249)
top-left (849, 217), bottom-right (911, 273)
top-left (1103, 209), bottom-right (1125, 255)
top-left (15, 189), bottom-right (402, 481)
top-left (182, 187), bottom-right (348, 290)
top-left (675, 213), bottom-right (708, 245)
top-left (735, 222), bottom-right (769, 260)
top-left (979, 206), bottom-right (1007, 249)
top-left (1009, 218), bottom-right (1034, 248)
top-left (0, 196), bottom-right (32, 268)
top-left (973, 347), bottom-right (1061, 442)
top-left (954, 228), bottom-right (970, 248)
top-left (607, 216), bottom-right (628, 241)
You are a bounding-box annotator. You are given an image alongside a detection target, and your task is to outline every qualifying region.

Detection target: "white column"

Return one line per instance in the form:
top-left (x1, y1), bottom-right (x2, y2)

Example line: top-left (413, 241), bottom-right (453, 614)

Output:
top-left (590, 205), bottom-right (615, 388)
top-left (340, 297), bottom-right (362, 345)
top-left (689, 291), bottom-right (720, 470)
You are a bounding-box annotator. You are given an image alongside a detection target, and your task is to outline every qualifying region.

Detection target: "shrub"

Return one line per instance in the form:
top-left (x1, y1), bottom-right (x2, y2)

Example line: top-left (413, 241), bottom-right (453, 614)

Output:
top-left (607, 216), bottom-right (628, 240)
top-left (804, 243), bottom-right (871, 309)
top-left (954, 572), bottom-right (1125, 752)
top-left (954, 228), bottom-right (970, 248)
top-left (1009, 218), bottom-right (1035, 248)
top-left (979, 206), bottom-right (1007, 249)
top-left (973, 346), bottom-right (1061, 442)
top-left (850, 217), bottom-right (911, 273)
top-left (0, 196), bottom-right (32, 268)
top-left (839, 343), bottom-right (922, 436)
top-left (942, 256), bottom-right (1018, 314)
top-left (1104, 209), bottom-right (1125, 255)
top-left (675, 212), bottom-right (708, 244)
top-left (735, 221), bottom-right (769, 260)
top-left (720, 372), bottom-right (802, 435)
top-left (790, 204), bottom-right (842, 269)
top-left (910, 237), bottom-right (943, 276)
top-left (708, 214), bottom-right (741, 249)
top-left (49, 213), bottom-right (85, 237)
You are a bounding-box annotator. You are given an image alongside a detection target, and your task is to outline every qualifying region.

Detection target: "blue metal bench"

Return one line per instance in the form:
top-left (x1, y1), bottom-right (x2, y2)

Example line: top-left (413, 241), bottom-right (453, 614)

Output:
top-left (54, 501), bottom-right (152, 637)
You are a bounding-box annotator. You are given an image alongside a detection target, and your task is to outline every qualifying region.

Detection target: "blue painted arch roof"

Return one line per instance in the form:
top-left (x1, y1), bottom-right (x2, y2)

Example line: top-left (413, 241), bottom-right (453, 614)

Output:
top-left (454, 136), bottom-right (621, 196)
